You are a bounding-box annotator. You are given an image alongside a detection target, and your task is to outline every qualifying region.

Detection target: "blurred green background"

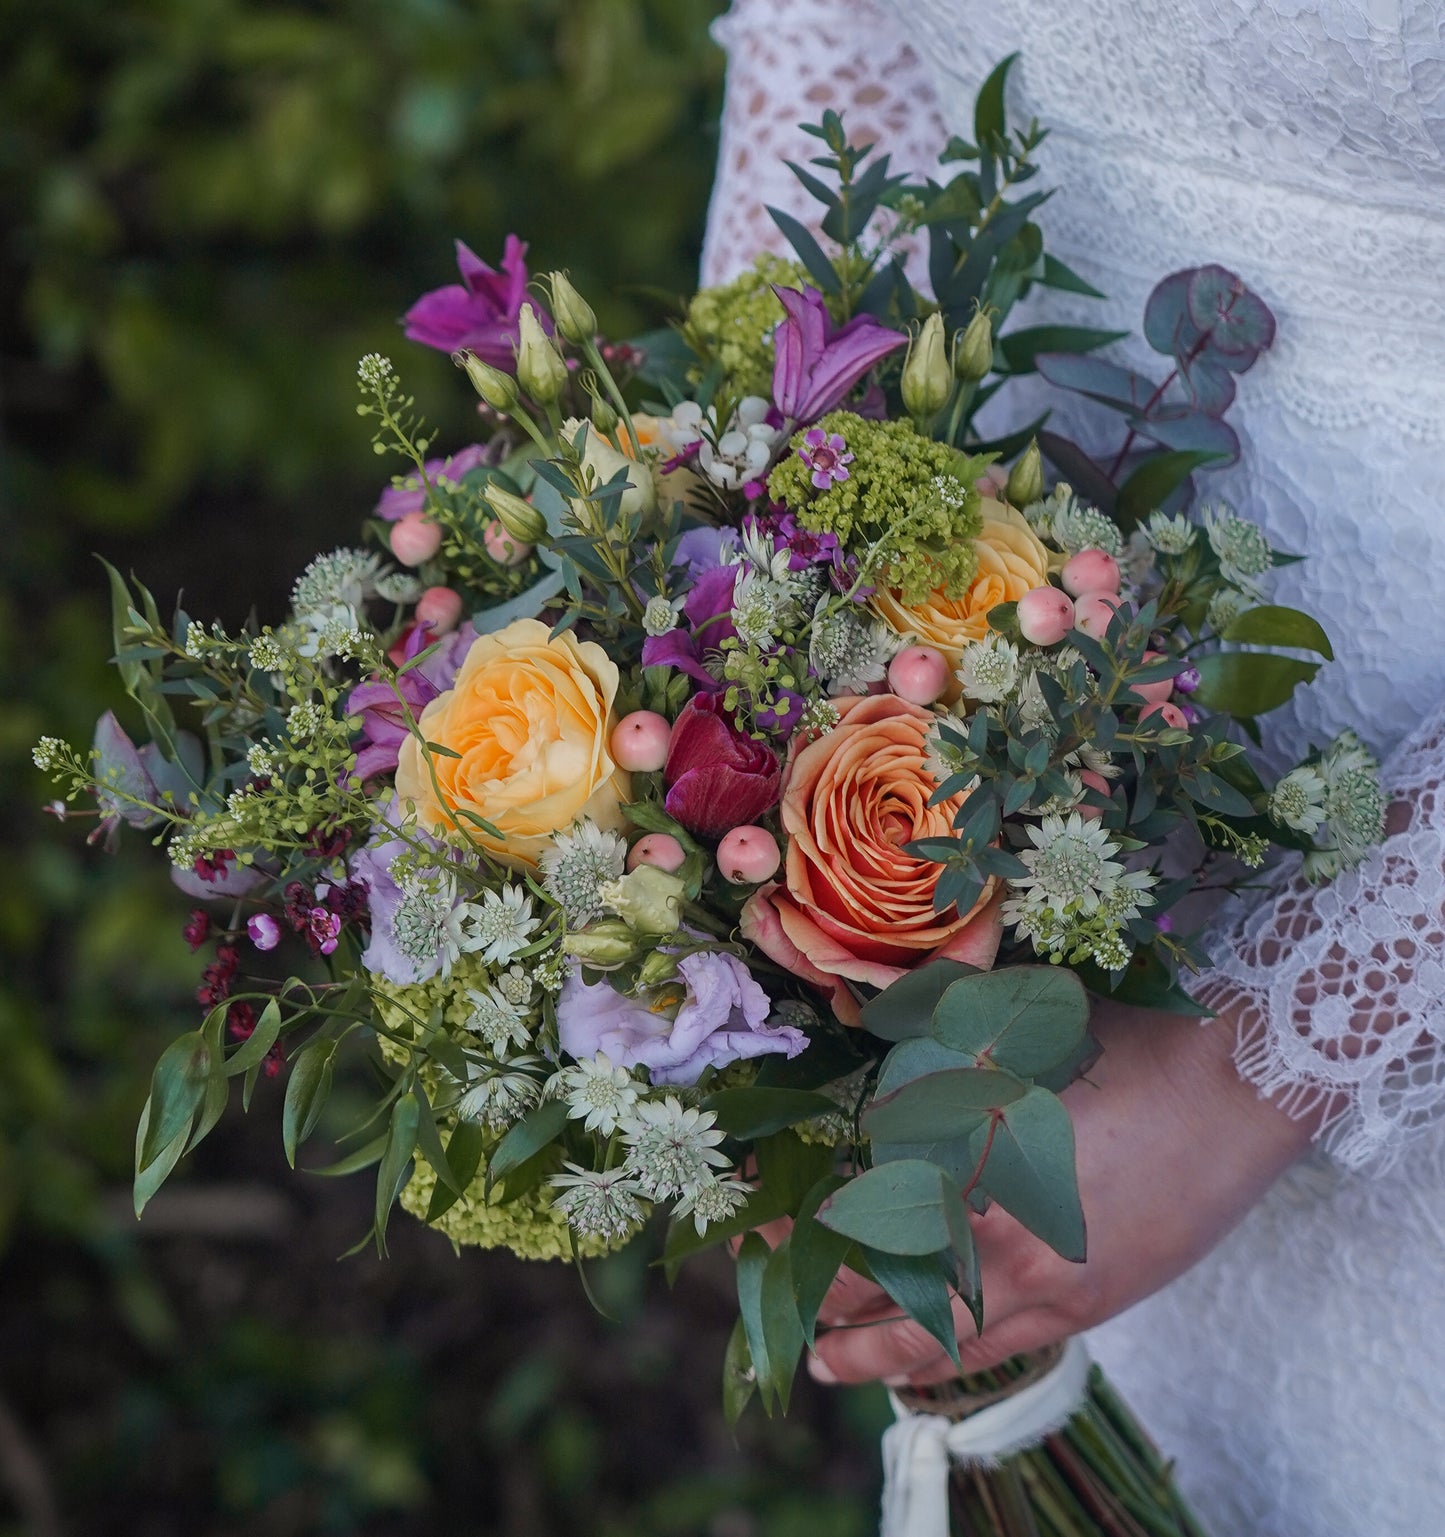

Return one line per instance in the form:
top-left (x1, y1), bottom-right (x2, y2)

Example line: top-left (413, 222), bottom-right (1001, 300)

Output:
top-left (0, 2), bottom-right (887, 1531)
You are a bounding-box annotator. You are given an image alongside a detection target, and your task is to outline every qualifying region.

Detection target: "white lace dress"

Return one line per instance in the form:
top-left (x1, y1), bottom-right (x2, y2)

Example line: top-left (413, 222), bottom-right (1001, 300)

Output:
top-left (704, 4), bottom-right (1445, 1531)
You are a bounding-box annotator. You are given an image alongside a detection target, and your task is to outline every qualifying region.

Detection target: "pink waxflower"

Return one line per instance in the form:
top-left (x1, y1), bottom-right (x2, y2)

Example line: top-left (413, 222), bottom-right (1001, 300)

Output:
top-left (402, 236), bottom-right (547, 370)
top-left (306, 907), bottom-right (342, 957)
top-left (798, 428), bottom-right (854, 490)
top-left (771, 285), bottom-right (906, 424)
top-left (247, 913), bottom-right (281, 952)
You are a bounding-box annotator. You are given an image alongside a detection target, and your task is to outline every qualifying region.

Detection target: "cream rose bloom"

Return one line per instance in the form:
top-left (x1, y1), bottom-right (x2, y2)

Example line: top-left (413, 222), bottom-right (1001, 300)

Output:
top-left (871, 497), bottom-right (1052, 668)
top-left (393, 617), bottom-right (629, 868)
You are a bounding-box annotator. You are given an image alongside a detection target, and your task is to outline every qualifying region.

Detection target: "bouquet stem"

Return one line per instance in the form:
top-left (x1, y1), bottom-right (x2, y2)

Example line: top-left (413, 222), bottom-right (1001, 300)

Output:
top-left (894, 1351), bottom-right (1210, 1537)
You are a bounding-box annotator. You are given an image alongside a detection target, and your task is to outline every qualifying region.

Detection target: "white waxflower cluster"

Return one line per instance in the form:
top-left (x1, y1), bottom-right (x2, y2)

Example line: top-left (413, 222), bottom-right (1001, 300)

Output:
top-left (539, 821), bottom-right (628, 927)
top-left (809, 597), bottom-right (898, 694)
top-left (695, 396), bottom-right (782, 490)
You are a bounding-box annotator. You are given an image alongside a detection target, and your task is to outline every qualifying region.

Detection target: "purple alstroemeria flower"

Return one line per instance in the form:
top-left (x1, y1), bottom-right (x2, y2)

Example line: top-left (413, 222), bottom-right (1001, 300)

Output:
top-left (798, 427), bottom-right (854, 490)
top-left (402, 236), bottom-right (548, 369)
top-left (346, 622), bottom-right (476, 781)
top-left (375, 443), bottom-right (491, 521)
top-left (557, 949), bottom-right (805, 1087)
top-left (771, 285), bottom-right (906, 424)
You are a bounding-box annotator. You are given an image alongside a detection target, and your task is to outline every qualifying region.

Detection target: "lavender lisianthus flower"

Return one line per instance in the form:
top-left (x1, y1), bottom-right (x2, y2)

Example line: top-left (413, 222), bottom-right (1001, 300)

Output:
top-left (375, 444), bottom-right (491, 521)
top-left (558, 950), bottom-right (805, 1087)
top-left (674, 524), bottom-right (742, 580)
top-left (402, 236), bottom-right (548, 368)
top-left (771, 285), bottom-right (906, 424)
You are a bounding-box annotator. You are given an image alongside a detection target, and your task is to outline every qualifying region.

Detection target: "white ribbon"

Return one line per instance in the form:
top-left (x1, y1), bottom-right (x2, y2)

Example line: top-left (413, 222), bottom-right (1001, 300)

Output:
top-left (878, 1338), bottom-right (1092, 1537)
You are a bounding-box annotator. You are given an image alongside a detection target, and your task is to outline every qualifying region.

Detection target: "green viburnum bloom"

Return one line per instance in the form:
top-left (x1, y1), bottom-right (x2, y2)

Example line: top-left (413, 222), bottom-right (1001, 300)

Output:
top-left (767, 412), bottom-right (985, 604)
top-left (685, 253), bottom-right (813, 397)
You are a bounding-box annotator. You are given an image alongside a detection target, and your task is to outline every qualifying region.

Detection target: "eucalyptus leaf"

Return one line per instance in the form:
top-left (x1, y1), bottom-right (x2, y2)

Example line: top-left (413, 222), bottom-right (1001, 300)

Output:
top-left (932, 966), bottom-right (1090, 1076)
top-left (861, 1248), bottom-right (962, 1369)
top-left (859, 958), bottom-right (981, 1043)
top-left (969, 1088), bottom-right (1085, 1261)
top-left (817, 1160), bottom-right (959, 1256)
top-left (863, 1067), bottom-right (1026, 1145)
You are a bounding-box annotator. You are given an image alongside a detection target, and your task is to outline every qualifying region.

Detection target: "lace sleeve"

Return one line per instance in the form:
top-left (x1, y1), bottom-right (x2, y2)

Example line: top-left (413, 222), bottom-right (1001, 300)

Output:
top-left (1195, 705), bottom-right (1445, 1173)
top-left (701, 0), bottom-right (949, 287)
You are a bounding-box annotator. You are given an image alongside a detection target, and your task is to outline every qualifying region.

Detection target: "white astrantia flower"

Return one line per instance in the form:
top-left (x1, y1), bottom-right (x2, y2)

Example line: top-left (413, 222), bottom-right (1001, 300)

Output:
top-left (1269, 765), bottom-right (1328, 834)
top-left (454, 883), bottom-right (540, 966)
top-left (1025, 485), bottom-right (1123, 557)
top-left (464, 982), bottom-right (533, 1052)
top-left (1009, 813), bottom-right (1128, 917)
top-left (549, 1163), bottom-right (648, 1243)
top-left (1142, 511), bottom-right (1196, 555)
top-left (923, 718), bottom-right (972, 786)
top-left (454, 1053), bottom-right (545, 1130)
top-left (556, 1052), bottom-right (641, 1136)
top-left (730, 568), bottom-right (795, 649)
top-left (1319, 730), bottom-right (1386, 862)
top-left (539, 822), bottom-right (628, 927)
top-left (392, 868), bottom-right (475, 979)
top-left (291, 548), bottom-right (388, 619)
top-left (808, 597), bottom-right (897, 694)
top-left (642, 593), bottom-right (685, 638)
top-left (620, 1097), bottom-right (730, 1200)
top-left (956, 633), bottom-right (1020, 704)
top-left (1203, 503), bottom-right (1272, 589)
top-left (1205, 586), bottom-right (1251, 633)
top-left (1071, 742), bottom-right (1122, 780)
top-left (735, 519), bottom-right (794, 582)
top-left (673, 1173), bottom-right (753, 1236)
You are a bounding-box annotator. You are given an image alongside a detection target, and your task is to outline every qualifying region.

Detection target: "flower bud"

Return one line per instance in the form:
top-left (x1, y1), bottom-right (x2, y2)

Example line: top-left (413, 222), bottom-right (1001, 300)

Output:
top-left (635, 949), bottom-right (681, 989)
top-left (1005, 440), bottom-right (1044, 507)
top-left (514, 302), bottom-right (568, 406)
top-left (482, 482), bottom-right (547, 546)
top-left (455, 350), bottom-right (518, 412)
top-left (564, 920), bottom-right (640, 969)
top-left (901, 313), bottom-right (953, 420)
top-left (955, 309), bottom-right (993, 383)
top-left (590, 394), bottom-right (619, 435)
top-left (598, 865), bottom-right (685, 937)
top-left (548, 271), bottom-right (597, 345)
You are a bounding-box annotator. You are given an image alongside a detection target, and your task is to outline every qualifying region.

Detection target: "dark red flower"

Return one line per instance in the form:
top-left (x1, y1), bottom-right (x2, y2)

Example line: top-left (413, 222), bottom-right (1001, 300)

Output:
top-left (182, 909), bottom-right (211, 951)
top-left (662, 694), bottom-right (782, 839)
top-left (196, 943), bottom-right (240, 1007)
top-left (226, 1000), bottom-right (258, 1040)
top-left (193, 850), bottom-right (235, 883)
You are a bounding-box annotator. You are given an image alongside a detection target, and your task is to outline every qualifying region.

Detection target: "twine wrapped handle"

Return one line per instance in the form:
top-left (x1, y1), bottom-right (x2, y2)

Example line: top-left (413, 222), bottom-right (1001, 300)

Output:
top-left (879, 1339), bottom-right (1093, 1537)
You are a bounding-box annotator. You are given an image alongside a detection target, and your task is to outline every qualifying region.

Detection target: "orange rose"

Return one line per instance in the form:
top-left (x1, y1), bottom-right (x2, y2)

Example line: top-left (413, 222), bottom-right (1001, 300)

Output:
top-left (739, 694), bottom-right (1003, 1026)
top-left (393, 617), bottom-right (629, 868)
top-left (870, 498), bottom-right (1051, 668)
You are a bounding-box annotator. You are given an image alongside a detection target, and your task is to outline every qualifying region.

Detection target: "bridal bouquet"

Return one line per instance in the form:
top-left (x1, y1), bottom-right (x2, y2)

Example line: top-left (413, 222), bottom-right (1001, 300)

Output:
top-left (36, 59), bottom-right (1382, 1537)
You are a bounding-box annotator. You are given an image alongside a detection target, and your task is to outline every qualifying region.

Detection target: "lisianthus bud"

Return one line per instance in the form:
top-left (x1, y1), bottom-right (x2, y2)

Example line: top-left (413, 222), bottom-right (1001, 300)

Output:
top-left (482, 482), bottom-right (547, 546)
top-left (564, 920), bottom-right (640, 968)
top-left (455, 350), bottom-right (518, 412)
top-left (590, 394), bottom-right (619, 435)
top-left (515, 302), bottom-right (568, 405)
top-left (901, 312), bottom-right (953, 419)
top-left (568, 419), bottom-right (657, 518)
top-left (1005, 439), bottom-right (1044, 507)
top-left (599, 865), bottom-right (685, 937)
top-left (635, 949), bottom-right (681, 989)
top-left (548, 271), bottom-right (597, 345)
top-left (955, 309), bottom-right (993, 382)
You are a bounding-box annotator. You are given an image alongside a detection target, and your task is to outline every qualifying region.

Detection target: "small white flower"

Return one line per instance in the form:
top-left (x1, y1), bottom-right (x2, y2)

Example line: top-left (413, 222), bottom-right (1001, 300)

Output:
top-left (392, 867), bottom-right (471, 978)
top-left (642, 594), bottom-right (684, 637)
top-left (1026, 485), bottom-right (1123, 557)
top-left (557, 1053), bottom-right (641, 1135)
top-left (1142, 512), bottom-right (1196, 555)
top-left (246, 742), bottom-right (276, 777)
top-left (956, 634), bottom-right (1020, 704)
top-left (454, 883), bottom-right (540, 966)
top-left (730, 568), bottom-right (794, 648)
top-left (1009, 813), bottom-right (1127, 917)
top-left (464, 982), bottom-right (534, 1052)
top-left (809, 597), bottom-right (897, 694)
top-left (697, 397), bottom-right (781, 490)
top-left (455, 1053), bottom-right (544, 1130)
top-left (495, 963), bottom-right (535, 1009)
top-left (1203, 503), bottom-right (1272, 588)
top-left (248, 632), bottom-right (286, 674)
top-left (620, 1097), bottom-right (730, 1200)
top-left (735, 521), bottom-right (794, 582)
top-left (549, 1163), bottom-right (648, 1242)
top-left (286, 701), bottom-right (326, 742)
top-left (923, 718), bottom-right (972, 786)
top-left (673, 1173), bottom-right (753, 1235)
top-left (184, 620), bottom-right (212, 660)
top-left (1269, 765), bottom-right (1328, 834)
top-left (32, 737), bottom-right (69, 773)
top-left (357, 353), bottom-right (393, 388)
top-left (1205, 586), bottom-right (1251, 633)
top-left (539, 821), bottom-right (628, 927)
top-left (291, 548), bottom-right (388, 619)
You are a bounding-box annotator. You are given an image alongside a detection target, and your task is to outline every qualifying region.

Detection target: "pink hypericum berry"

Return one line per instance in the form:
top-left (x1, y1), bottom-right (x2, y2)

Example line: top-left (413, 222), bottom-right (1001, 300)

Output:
top-left (887, 645), bottom-right (951, 706)
top-left (1077, 768), bottom-right (1112, 822)
top-left (626, 833), bottom-right (687, 874)
top-left (416, 586), bottom-right (463, 634)
top-left (1141, 701), bottom-right (1189, 731)
top-left (1061, 548), bottom-right (1121, 598)
top-left (611, 710), bottom-right (673, 772)
top-left (1073, 590), bottom-right (1125, 639)
top-left (1131, 649), bottom-right (1176, 707)
top-left (482, 518), bottom-right (533, 566)
top-left (716, 825), bottom-right (782, 885)
top-left (1017, 586), bottom-right (1076, 647)
top-left (390, 510), bottom-right (443, 567)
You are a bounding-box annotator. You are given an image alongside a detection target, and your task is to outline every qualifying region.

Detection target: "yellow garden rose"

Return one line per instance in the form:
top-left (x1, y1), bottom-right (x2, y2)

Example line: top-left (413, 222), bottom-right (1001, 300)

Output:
top-left (393, 617), bottom-right (629, 868)
top-left (870, 498), bottom-right (1052, 669)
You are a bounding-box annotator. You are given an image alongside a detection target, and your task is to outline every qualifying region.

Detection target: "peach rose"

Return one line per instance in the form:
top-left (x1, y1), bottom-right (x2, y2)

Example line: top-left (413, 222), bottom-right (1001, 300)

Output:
top-left (739, 694), bottom-right (1004, 1026)
top-left (870, 498), bottom-right (1052, 669)
top-left (393, 617), bottom-right (629, 867)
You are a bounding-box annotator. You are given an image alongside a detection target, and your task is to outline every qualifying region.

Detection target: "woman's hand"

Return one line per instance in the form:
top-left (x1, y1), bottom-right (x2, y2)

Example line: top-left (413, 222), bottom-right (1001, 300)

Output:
top-left (809, 1000), bottom-right (1316, 1386)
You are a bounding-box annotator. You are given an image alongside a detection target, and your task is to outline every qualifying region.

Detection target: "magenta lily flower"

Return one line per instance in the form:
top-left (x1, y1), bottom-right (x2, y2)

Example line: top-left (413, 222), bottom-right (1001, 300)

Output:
top-left (403, 236), bottom-right (548, 369)
top-left (771, 285), bottom-right (906, 424)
